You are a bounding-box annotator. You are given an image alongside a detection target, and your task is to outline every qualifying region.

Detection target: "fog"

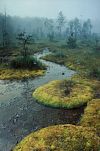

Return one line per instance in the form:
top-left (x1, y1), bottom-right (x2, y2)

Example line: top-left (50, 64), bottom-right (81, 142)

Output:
top-left (0, 0), bottom-right (100, 20)
top-left (0, 0), bottom-right (100, 33)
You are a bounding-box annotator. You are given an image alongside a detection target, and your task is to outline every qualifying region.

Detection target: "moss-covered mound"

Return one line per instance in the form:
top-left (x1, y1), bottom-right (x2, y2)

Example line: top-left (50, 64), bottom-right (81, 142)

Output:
top-left (13, 124), bottom-right (100, 151)
top-left (0, 69), bottom-right (45, 80)
top-left (80, 99), bottom-right (100, 136)
top-left (33, 79), bottom-right (93, 109)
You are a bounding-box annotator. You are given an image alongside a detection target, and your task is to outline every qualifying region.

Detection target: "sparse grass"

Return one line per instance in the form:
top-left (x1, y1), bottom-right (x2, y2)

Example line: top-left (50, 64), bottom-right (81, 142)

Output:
top-left (87, 67), bottom-right (100, 80)
top-left (33, 78), bottom-right (94, 109)
top-left (72, 75), bottom-right (100, 98)
top-left (13, 124), bottom-right (100, 151)
top-left (42, 46), bottom-right (100, 79)
top-left (80, 99), bottom-right (100, 136)
top-left (71, 75), bottom-right (99, 88)
top-left (0, 69), bottom-right (45, 80)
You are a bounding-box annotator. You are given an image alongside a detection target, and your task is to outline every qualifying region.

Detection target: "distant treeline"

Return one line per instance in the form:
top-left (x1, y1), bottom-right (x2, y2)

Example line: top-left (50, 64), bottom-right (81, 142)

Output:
top-left (0, 11), bottom-right (99, 47)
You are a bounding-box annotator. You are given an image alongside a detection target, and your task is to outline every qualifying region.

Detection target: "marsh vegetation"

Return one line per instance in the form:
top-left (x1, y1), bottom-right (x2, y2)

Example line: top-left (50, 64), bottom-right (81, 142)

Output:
top-left (0, 2), bottom-right (100, 151)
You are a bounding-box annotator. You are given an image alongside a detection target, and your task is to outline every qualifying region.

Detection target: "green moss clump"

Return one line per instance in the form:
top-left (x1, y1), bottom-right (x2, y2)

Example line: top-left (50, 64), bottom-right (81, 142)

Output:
top-left (13, 124), bottom-right (100, 151)
top-left (33, 78), bottom-right (94, 109)
top-left (10, 55), bottom-right (46, 70)
top-left (80, 99), bottom-right (100, 136)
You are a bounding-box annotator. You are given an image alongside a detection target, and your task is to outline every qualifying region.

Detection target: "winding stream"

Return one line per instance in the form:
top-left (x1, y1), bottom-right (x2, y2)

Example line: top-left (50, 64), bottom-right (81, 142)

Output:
top-left (0, 50), bottom-right (84, 151)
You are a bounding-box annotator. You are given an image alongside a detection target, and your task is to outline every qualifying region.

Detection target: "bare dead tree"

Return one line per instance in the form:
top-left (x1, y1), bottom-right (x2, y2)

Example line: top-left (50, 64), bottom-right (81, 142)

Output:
top-left (2, 10), bottom-right (9, 48)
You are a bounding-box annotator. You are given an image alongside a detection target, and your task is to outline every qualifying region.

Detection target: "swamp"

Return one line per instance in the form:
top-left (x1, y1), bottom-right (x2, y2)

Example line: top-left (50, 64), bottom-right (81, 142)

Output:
top-left (0, 0), bottom-right (100, 150)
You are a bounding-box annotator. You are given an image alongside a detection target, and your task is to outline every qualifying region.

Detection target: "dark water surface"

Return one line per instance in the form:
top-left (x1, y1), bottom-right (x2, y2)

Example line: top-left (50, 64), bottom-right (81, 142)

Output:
top-left (0, 50), bottom-right (84, 151)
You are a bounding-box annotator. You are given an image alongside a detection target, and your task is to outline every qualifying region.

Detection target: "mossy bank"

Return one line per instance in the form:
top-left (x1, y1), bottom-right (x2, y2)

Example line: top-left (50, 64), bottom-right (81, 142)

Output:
top-left (13, 124), bottom-right (100, 151)
top-left (0, 69), bottom-right (45, 80)
top-left (33, 77), bottom-right (94, 109)
top-left (80, 99), bottom-right (100, 136)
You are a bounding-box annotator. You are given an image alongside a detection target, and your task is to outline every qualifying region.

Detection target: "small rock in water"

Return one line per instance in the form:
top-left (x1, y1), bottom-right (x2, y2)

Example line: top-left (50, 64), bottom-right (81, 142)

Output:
top-left (62, 72), bottom-right (65, 75)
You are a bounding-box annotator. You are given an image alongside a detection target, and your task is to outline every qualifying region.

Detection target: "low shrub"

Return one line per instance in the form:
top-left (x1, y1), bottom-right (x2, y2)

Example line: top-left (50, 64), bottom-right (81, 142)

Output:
top-left (59, 80), bottom-right (75, 95)
top-left (10, 55), bottom-right (45, 70)
top-left (54, 51), bottom-right (66, 58)
top-left (87, 67), bottom-right (100, 80)
top-left (67, 35), bottom-right (77, 49)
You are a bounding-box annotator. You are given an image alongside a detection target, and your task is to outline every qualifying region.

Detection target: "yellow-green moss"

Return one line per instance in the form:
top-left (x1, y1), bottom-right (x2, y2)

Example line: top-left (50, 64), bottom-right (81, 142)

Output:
top-left (13, 124), bottom-right (100, 151)
top-left (72, 75), bottom-right (100, 89)
top-left (80, 99), bottom-right (100, 136)
top-left (0, 69), bottom-right (45, 80)
top-left (33, 78), bottom-right (94, 109)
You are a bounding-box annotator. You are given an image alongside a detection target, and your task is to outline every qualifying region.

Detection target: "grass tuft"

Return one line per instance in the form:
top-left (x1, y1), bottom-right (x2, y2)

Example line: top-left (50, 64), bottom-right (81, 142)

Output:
top-left (10, 55), bottom-right (46, 70)
top-left (0, 69), bottom-right (45, 80)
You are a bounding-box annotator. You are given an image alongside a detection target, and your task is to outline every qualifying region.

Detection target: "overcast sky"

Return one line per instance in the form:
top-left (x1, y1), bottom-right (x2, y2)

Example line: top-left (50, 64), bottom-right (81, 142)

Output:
top-left (0, 0), bottom-right (100, 20)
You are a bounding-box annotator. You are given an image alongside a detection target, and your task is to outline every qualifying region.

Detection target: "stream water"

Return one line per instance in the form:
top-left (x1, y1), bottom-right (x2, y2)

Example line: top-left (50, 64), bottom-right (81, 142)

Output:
top-left (0, 50), bottom-right (84, 151)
